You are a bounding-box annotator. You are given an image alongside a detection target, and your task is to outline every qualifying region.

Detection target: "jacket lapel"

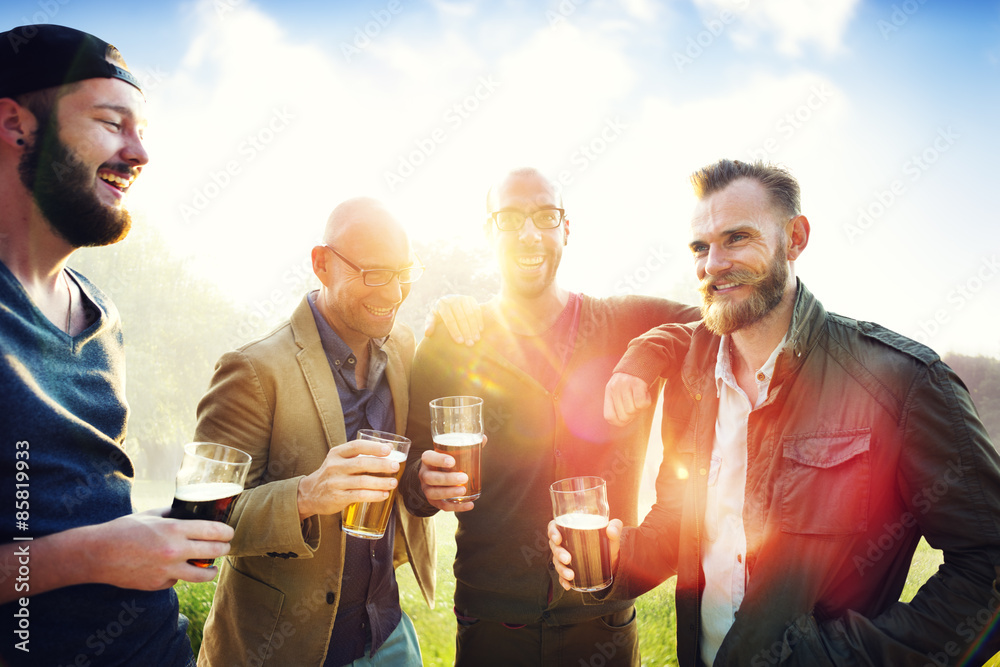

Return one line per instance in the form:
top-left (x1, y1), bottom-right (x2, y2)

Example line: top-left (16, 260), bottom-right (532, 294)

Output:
top-left (382, 335), bottom-right (409, 435)
top-left (290, 296), bottom-right (347, 449)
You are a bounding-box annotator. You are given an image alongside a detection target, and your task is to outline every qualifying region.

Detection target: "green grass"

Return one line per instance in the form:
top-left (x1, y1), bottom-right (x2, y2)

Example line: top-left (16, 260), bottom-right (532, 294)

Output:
top-left (177, 519), bottom-right (963, 666)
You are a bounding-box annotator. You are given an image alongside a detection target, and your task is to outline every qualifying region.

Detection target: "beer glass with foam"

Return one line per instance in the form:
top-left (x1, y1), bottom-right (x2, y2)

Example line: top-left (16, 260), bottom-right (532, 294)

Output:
top-left (429, 396), bottom-right (484, 502)
top-left (168, 442), bottom-right (252, 567)
top-left (550, 476), bottom-right (613, 592)
top-left (341, 430), bottom-right (410, 539)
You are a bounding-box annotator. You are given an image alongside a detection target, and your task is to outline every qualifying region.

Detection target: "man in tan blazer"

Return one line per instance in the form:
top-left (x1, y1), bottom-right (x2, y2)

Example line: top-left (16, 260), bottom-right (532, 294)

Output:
top-left (194, 197), bottom-right (434, 666)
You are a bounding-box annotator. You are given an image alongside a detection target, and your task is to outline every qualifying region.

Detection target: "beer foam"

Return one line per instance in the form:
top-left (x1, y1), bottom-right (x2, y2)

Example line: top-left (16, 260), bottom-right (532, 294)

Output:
top-left (555, 512), bottom-right (609, 530)
top-left (432, 432), bottom-right (482, 448)
top-left (174, 482), bottom-right (242, 502)
top-left (357, 450), bottom-right (408, 463)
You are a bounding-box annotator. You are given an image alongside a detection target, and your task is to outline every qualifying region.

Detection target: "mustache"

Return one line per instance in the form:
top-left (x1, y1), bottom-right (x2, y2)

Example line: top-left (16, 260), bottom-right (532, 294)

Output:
top-left (102, 161), bottom-right (139, 179)
top-left (698, 268), bottom-right (766, 299)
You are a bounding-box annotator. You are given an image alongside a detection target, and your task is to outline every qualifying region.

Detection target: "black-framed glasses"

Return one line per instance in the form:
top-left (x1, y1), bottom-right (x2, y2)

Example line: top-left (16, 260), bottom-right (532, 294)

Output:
top-left (490, 207), bottom-right (565, 232)
top-left (324, 245), bottom-right (424, 286)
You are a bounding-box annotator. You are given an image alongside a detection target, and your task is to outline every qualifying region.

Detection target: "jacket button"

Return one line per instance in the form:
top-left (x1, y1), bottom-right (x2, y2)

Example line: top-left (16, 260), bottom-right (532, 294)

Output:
top-left (699, 468), bottom-right (707, 476)
top-left (694, 393), bottom-right (702, 401)
top-left (326, 592), bottom-right (336, 605)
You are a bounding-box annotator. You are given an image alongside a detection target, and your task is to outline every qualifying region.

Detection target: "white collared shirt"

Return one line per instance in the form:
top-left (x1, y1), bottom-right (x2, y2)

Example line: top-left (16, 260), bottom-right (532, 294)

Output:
top-left (699, 334), bottom-right (785, 666)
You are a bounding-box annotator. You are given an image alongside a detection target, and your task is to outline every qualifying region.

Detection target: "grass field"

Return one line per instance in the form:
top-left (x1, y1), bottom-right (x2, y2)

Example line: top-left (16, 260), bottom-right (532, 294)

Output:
top-left (176, 512), bottom-right (973, 666)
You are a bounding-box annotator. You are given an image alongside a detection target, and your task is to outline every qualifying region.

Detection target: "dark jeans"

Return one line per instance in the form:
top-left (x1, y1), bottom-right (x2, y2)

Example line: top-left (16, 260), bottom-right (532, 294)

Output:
top-left (454, 606), bottom-right (640, 667)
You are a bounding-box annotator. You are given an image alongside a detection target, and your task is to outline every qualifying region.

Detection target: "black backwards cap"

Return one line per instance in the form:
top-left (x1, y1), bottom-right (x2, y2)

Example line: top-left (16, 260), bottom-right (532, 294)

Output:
top-left (0, 24), bottom-right (143, 99)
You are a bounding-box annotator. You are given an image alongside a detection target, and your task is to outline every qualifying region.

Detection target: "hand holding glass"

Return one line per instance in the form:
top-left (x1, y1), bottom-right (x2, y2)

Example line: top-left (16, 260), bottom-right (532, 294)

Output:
top-left (341, 430), bottom-right (410, 540)
top-left (550, 476), bottom-right (613, 592)
top-left (168, 442), bottom-right (251, 567)
top-left (430, 396), bottom-right (484, 502)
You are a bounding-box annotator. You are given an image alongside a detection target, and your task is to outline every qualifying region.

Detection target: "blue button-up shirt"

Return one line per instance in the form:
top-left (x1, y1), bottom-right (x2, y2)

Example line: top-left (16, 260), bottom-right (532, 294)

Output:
top-left (308, 292), bottom-right (401, 666)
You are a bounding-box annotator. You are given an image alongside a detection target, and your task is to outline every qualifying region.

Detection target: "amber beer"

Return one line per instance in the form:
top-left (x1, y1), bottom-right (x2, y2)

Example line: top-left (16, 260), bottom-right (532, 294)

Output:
top-left (341, 430), bottom-right (411, 540)
top-left (341, 450), bottom-right (408, 539)
top-left (555, 512), bottom-right (613, 591)
top-left (169, 482), bottom-right (243, 567)
top-left (550, 476), bottom-right (612, 592)
top-left (429, 396), bottom-right (484, 502)
top-left (432, 432), bottom-right (482, 502)
top-left (169, 442), bottom-right (251, 568)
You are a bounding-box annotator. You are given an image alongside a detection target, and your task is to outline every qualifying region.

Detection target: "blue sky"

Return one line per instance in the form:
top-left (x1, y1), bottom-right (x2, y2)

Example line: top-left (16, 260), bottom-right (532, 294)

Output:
top-left (3, 0), bottom-right (999, 357)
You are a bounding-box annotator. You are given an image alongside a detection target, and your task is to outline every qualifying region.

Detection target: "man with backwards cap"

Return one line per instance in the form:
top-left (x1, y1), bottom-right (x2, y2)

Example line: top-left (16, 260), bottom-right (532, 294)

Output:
top-left (0, 25), bottom-right (234, 666)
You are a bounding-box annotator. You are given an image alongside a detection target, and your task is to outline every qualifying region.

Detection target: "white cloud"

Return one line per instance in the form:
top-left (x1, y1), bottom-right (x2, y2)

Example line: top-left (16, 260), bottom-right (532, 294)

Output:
top-left (695, 0), bottom-right (860, 56)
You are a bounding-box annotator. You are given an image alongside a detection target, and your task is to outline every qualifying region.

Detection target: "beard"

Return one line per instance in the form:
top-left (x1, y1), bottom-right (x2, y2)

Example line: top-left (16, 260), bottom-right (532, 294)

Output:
top-left (18, 122), bottom-right (134, 248)
top-left (699, 244), bottom-right (789, 336)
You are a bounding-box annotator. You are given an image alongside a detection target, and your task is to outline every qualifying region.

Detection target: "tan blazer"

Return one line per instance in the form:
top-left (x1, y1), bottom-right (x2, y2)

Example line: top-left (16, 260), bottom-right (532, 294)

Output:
top-left (195, 295), bottom-right (435, 667)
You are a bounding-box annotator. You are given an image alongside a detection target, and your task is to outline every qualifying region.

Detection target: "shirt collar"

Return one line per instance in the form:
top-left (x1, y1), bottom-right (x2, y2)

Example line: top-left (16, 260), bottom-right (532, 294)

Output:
top-left (715, 332), bottom-right (788, 401)
top-left (307, 291), bottom-right (389, 385)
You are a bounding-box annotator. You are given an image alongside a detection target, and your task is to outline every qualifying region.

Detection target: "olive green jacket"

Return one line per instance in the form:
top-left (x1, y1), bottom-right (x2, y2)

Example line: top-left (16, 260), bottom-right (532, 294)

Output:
top-left (195, 295), bottom-right (435, 667)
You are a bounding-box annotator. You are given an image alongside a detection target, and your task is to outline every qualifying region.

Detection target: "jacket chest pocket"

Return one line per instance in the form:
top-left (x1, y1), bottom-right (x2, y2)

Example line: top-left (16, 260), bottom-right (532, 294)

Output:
top-left (780, 430), bottom-right (871, 535)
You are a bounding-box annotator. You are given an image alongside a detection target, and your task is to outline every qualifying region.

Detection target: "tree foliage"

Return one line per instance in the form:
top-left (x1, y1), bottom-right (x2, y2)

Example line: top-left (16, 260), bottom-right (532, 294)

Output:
top-left (944, 353), bottom-right (1000, 444)
top-left (70, 232), bottom-right (498, 482)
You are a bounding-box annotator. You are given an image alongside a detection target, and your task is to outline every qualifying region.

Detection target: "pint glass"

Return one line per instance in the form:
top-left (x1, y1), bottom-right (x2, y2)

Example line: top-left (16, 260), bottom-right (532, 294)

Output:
top-left (341, 430), bottom-right (410, 540)
top-left (550, 476), bottom-right (613, 592)
top-left (429, 396), bottom-right (483, 502)
top-left (168, 442), bottom-right (251, 567)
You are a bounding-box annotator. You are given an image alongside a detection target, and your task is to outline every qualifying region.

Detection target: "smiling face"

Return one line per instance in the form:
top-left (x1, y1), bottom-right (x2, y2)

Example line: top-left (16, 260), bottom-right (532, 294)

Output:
top-left (689, 178), bottom-right (796, 336)
top-left (313, 198), bottom-right (413, 353)
top-left (487, 170), bottom-right (566, 301)
top-left (17, 76), bottom-right (148, 248)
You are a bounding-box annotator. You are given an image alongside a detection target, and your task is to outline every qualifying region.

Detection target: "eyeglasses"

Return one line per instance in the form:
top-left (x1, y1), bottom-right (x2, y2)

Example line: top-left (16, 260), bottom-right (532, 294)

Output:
top-left (490, 207), bottom-right (565, 232)
top-left (324, 245), bottom-right (424, 286)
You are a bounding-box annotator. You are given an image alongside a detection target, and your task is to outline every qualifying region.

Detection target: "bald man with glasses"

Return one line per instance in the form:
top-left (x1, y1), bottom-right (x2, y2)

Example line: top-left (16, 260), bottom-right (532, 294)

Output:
top-left (405, 168), bottom-right (701, 666)
top-left (193, 197), bottom-right (433, 667)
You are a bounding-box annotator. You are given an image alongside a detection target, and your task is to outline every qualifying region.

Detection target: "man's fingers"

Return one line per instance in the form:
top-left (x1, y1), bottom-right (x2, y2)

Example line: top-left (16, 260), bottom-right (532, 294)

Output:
top-left (604, 373), bottom-right (650, 426)
top-left (435, 295), bottom-right (483, 345)
top-left (547, 520), bottom-right (576, 589)
top-left (429, 498), bottom-right (475, 513)
top-left (174, 518), bottom-right (235, 542)
top-left (421, 450), bottom-right (456, 469)
top-left (419, 469), bottom-right (467, 487)
top-left (335, 440), bottom-right (392, 459)
top-left (608, 518), bottom-right (623, 572)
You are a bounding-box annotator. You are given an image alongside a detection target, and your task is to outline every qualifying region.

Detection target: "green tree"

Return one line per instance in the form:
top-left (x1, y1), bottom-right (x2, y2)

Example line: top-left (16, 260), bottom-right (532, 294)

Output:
top-left (71, 223), bottom-right (244, 481)
top-left (944, 353), bottom-right (1000, 443)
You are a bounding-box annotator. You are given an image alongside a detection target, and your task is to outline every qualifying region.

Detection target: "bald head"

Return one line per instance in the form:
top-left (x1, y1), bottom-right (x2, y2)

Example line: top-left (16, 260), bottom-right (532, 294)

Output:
top-left (323, 196), bottom-right (405, 248)
top-left (312, 196), bottom-right (414, 352)
top-left (485, 167), bottom-right (563, 216)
